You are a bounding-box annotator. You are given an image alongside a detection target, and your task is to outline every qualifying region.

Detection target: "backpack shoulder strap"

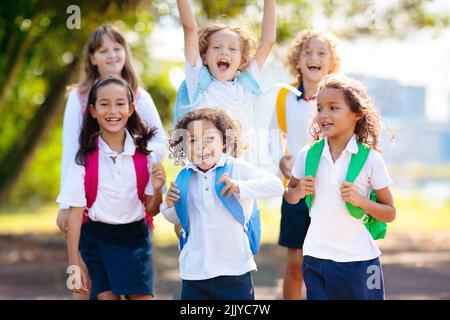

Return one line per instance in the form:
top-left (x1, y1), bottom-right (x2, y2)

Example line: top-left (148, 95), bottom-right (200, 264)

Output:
top-left (173, 66), bottom-right (213, 124)
top-left (344, 141), bottom-right (371, 219)
top-left (276, 81), bottom-right (299, 134)
top-left (236, 71), bottom-right (263, 96)
top-left (215, 159), bottom-right (246, 226)
top-left (304, 139), bottom-right (325, 210)
top-left (132, 149), bottom-right (149, 202)
top-left (174, 167), bottom-right (193, 235)
top-left (83, 137), bottom-right (100, 224)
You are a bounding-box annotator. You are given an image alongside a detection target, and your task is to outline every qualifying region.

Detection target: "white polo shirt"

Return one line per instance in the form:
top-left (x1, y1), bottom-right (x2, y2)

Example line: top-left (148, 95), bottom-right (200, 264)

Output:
top-left (185, 55), bottom-right (261, 134)
top-left (56, 130), bottom-right (155, 225)
top-left (60, 87), bottom-right (167, 209)
top-left (160, 154), bottom-right (284, 280)
top-left (291, 135), bottom-right (393, 262)
top-left (268, 90), bottom-right (317, 164)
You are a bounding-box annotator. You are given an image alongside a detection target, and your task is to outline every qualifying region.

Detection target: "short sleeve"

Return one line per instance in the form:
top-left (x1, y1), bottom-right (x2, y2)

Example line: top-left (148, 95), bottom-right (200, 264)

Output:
top-left (144, 154), bottom-right (155, 196)
top-left (184, 55), bottom-right (203, 102)
top-left (245, 58), bottom-right (261, 83)
top-left (368, 150), bottom-right (394, 190)
top-left (291, 145), bottom-right (309, 180)
top-left (56, 160), bottom-right (86, 208)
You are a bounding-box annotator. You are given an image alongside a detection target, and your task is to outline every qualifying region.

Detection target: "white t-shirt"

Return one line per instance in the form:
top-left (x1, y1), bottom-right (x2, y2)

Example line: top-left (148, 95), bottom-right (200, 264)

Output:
top-left (60, 87), bottom-right (166, 208)
top-left (185, 55), bottom-right (261, 134)
top-left (160, 154), bottom-right (284, 280)
top-left (291, 135), bottom-right (393, 262)
top-left (269, 91), bottom-right (317, 165)
top-left (56, 130), bottom-right (155, 225)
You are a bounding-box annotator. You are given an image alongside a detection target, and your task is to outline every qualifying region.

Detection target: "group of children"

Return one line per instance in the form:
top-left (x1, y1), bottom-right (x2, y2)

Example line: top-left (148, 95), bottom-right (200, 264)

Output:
top-left (58, 0), bottom-right (396, 301)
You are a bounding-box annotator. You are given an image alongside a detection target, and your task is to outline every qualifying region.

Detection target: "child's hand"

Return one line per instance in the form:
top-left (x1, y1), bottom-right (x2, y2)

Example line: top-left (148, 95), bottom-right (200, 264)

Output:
top-left (150, 163), bottom-right (166, 191)
top-left (340, 182), bottom-right (365, 207)
top-left (217, 173), bottom-right (239, 199)
top-left (166, 182), bottom-right (180, 208)
top-left (299, 176), bottom-right (315, 198)
top-left (56, 208), bottom-right (69, 233)
top-left (279, 154), bottom-right (293, 179)
top-left (66, 265), bottom-right (89, 295)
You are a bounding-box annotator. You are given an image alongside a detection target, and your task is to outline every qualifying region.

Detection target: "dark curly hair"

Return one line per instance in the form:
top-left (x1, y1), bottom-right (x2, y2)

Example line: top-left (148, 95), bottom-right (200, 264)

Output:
top-left (168, 107), bottom-right (247, 166)
top-left (76, 76), bottom-right (157, 166)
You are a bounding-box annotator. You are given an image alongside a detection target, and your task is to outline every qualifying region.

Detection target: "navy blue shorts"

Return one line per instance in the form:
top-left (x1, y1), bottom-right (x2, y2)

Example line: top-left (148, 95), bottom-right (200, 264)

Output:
top-left (302, 255), bottom-right (385, 300)
top-left (278, 197), bottom-right (311, 249)
top-left (181, 272), bottom-right (254, 300)
top-left (79, 218), bottom-right (154, 300)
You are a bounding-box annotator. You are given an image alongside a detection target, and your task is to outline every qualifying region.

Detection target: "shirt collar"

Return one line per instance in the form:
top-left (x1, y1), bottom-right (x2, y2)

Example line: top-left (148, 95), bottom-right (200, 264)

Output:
top-left (186, 153), bottom-right (228, 174)
top-left (323, 134), bottom-right (358, 154)
top-left (98, 129), bottom-right (135, 157)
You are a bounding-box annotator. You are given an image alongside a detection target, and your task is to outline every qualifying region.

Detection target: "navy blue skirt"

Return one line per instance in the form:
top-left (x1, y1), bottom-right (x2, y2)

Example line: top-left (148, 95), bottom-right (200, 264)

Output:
top-left (278, 197), bottom-right (311, 249)
top-left (79, 218), bottom-right (154, 300)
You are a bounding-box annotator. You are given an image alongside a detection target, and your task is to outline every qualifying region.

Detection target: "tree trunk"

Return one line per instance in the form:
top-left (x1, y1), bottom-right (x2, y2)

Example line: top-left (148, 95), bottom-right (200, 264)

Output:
top-left (0, 59), bottom-right (79, 205)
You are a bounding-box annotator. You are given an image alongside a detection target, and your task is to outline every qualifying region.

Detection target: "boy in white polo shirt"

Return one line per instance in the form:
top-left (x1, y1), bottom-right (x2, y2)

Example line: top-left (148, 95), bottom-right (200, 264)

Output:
top-left (284, 74), bottom-right (396, 300)
top-left (161, 108), bottom-right (284, 300)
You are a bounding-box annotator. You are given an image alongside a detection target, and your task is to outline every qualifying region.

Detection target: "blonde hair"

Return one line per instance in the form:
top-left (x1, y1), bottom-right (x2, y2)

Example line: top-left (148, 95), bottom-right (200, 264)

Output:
top-left (169, 107), bottom-right (248, 166)
top-left (198, 23), bottom-right (257, 71)
top-left (285, 29), bottom-right (341, 83)
top-left (311, 74), bottom-right (383, 150)
top-left (76, 24), bottom-right (140, 96)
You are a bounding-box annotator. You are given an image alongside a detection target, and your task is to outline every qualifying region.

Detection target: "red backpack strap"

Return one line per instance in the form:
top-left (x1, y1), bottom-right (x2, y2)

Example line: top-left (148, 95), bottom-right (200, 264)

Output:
top-left (83, 138), bottom-right (100, 224)
top-left (132, 148), bottom-right (154, 230)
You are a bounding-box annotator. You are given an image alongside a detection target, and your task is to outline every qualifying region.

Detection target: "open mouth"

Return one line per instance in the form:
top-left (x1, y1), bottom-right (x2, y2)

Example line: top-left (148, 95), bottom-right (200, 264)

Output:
top-left (105, 117), bottom-right (121, 124)
top-left (321, 122), bottom-right (333, 129)
top-left (217, 59), bottom-right (230, 72)
top-left (308, 64), bottom-right (321, 72)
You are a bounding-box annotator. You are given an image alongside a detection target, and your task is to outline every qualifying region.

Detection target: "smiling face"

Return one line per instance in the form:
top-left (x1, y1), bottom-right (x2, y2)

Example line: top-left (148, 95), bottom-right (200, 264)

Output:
top-left (89, 83), bottom-right (134, 136)
top-left (202, 29), bottom-right (243, 81)
top-left (185, 119), bottom-right (225, 171)
top-left (298, 37), bottom-right (332, 83)
top-left (316, 87), bottom-right (360, 140)
top-left (90, 35), bottom-right (126, 78)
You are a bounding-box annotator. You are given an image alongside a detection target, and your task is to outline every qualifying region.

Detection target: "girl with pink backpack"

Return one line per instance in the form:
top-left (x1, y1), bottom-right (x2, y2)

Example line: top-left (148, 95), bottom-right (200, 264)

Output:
top-left (57, 76), bottom-right (166, 300)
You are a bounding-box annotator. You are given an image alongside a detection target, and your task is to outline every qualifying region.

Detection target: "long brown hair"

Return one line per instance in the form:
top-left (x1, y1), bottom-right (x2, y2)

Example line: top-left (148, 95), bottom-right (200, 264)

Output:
top-left (76, 76), bottom-right (156, 166)
top-left (76, 24), bottom-right (140, 96)
top-left (311, 74), bottom-right (384, 150)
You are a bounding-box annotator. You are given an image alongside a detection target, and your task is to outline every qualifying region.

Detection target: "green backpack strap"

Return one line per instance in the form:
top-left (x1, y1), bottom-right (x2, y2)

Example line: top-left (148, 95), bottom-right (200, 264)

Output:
top-left (344, 141), bottom-right (371, 219)
top-left (304, 139), bottom-right (325, 211)
top-left (345, 141), bottom-right (387, 240)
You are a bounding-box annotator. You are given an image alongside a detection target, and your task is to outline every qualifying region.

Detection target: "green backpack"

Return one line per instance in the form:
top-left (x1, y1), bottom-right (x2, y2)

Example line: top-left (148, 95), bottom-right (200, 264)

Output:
top-left (304, 139), bottom-right (387, 240)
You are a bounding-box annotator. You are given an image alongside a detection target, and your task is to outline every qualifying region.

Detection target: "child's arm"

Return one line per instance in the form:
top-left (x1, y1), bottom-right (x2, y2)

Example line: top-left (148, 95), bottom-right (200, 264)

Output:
top-left (177, 0), bottom-right (199, 66)
top-left (340, 183), bottom-right (396, 223)
top-left (159, 181), bottom-right (181, 224)
top-left (66, 207), bottom-right (89, 295)
top-left (145, 163), bottom-right (166, 216)
top-left (284, 176), bottom-right (315, 204)
top-left (255, 0), bottom-right (276, 70)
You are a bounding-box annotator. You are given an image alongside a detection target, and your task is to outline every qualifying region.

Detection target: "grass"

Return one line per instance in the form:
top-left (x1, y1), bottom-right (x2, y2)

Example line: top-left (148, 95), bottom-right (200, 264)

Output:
top-left (1, 190), bottom-right (449, 246)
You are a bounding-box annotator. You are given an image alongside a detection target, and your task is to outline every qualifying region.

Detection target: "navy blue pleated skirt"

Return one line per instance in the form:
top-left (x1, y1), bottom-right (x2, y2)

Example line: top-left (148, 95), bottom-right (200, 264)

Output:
top-left (79, 218), bottom-right (154, 300)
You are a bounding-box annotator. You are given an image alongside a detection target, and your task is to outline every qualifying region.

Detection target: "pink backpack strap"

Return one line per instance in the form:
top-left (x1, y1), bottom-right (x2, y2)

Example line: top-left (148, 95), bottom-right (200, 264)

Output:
top-left (83, 138), bottom-right (99, 224)
top-left (133, 149), bottom-right (154, 230)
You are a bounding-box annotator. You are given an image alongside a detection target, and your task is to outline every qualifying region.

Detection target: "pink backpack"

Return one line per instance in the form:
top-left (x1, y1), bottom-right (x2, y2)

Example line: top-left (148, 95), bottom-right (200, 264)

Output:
top-left (82, 138), bottom-right (154, 230)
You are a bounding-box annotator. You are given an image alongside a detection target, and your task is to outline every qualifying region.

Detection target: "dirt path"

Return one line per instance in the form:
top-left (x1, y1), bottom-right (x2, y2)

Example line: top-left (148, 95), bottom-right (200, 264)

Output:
top-left (1, 232), bottom-right (449, 300)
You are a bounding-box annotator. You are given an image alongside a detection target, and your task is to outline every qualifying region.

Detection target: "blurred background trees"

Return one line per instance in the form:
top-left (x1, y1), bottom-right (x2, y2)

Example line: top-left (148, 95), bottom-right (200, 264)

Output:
top-left (0, 0), bottom-right (448, 206)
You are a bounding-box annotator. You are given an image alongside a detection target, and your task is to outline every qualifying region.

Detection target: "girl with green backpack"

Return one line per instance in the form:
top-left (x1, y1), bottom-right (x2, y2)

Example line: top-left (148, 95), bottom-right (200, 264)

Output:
top-left (284, 74), bottom-right (396, 300)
